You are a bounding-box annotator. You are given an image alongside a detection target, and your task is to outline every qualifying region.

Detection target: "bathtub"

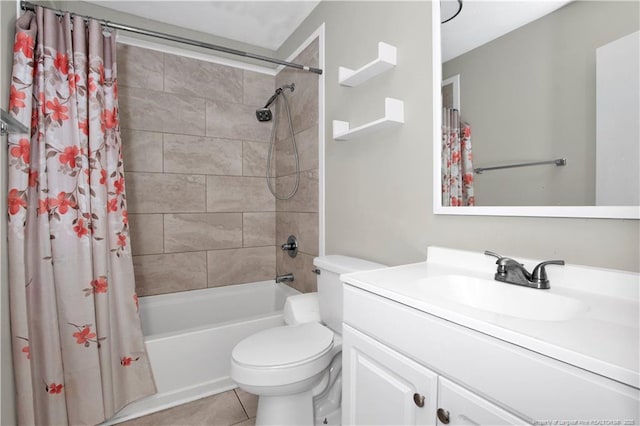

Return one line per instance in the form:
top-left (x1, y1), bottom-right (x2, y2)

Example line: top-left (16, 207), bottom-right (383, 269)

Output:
top-left (105, 281), bottom-right (299, 424)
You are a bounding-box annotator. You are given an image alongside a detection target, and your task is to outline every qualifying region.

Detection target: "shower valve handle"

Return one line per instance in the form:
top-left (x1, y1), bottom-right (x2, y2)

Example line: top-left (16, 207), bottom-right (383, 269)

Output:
top-left (281, 242), bottom-right (297, 251)
top-left (281, 235), bottom-right (298, 258)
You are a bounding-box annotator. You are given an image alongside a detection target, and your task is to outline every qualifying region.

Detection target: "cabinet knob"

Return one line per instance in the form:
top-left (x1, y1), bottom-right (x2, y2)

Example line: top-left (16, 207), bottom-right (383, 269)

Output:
top-left (437, 408), bottom-right (450, 424)
top-left (413, 393), bottom-right (425, 408)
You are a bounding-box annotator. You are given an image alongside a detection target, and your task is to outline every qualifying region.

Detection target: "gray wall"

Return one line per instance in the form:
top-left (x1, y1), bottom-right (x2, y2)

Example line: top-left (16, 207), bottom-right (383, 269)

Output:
top-left (443, 1), bottom-right (639, 206)
top-left (1, 1), bottom-right (17, 423)
top-left (278, 1), bottom-right (639, 272)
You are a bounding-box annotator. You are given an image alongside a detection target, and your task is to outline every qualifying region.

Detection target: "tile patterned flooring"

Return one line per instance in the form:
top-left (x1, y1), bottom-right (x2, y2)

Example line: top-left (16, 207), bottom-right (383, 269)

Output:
top-left (118, 389), bottom-right (257, 426)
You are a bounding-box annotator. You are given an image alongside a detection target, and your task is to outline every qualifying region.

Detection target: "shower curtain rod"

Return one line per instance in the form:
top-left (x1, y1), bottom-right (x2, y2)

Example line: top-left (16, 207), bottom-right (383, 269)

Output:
top-left (20, 1), bottom-right (323, 75)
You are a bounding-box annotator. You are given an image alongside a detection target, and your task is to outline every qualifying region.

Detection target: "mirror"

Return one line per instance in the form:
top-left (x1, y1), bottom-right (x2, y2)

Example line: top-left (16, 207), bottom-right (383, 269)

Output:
top-left (433, 1), bottom-right (640, 219)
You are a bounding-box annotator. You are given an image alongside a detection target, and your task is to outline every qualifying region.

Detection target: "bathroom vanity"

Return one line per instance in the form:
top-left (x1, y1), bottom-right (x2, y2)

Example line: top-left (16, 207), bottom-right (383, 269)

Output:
top-left (340, 247), bottom-right (639, 425)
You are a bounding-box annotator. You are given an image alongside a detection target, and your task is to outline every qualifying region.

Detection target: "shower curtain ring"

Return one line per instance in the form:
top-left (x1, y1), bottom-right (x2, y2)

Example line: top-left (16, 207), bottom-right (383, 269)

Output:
top-left (102, 21), bottom-right (113, 37)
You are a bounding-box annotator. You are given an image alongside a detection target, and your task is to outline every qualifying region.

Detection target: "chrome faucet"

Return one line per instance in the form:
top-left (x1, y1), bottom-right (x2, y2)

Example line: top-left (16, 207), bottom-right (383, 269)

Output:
top-left (485, 251), bottom-right (564, 289)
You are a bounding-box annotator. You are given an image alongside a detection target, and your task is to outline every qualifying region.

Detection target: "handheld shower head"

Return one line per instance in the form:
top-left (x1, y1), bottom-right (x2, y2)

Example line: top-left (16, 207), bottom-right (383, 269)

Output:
top-left (255, 84), bottom-right (295, 122)
top-left (255, 88), bottom-right (281, 122)
top-left (256, 108), bottom-right (272, 122)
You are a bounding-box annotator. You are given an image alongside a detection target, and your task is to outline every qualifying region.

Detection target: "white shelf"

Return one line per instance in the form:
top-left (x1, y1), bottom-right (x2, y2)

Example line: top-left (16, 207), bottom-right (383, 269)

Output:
top-left (333, 98), bottom-right (404, 141)
top-left (339, 42), bottom-right (397, 87)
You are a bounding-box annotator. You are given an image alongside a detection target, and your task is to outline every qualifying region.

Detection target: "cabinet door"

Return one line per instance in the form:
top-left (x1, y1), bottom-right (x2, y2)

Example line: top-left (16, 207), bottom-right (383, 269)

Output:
top-left (343, 325), bottom-right (438, 426)
top-left (437, 377), bottom-right (529, 426)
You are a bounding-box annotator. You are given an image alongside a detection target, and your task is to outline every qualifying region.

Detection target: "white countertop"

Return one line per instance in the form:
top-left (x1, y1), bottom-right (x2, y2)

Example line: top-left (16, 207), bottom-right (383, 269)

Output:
top-left (341, 247), bottom-right (640, 389)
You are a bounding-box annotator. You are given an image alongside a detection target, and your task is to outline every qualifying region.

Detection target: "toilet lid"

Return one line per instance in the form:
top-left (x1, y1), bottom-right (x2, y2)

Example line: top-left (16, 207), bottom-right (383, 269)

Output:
top-left (232, 323), bottom-right (334, 368)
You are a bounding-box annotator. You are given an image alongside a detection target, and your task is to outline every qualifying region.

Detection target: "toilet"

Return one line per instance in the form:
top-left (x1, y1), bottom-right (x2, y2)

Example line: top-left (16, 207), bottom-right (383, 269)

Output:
top-left (230, 255), bottom-right (385, 426)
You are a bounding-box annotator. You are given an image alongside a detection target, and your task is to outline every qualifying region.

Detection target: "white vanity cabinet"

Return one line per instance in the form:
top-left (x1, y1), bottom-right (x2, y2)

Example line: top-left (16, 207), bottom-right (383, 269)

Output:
top-left (343, 324), bottom-right (438, 425)
top-left (437, 377), bottom-right (528, 426)
top-left (343, 324), bottom-right (528, 426)
top-left (342, 282), bottom-right (640, 426)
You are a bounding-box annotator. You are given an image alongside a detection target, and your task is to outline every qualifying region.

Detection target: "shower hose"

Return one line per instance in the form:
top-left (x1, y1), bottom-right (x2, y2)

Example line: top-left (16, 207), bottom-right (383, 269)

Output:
top-left (266, 89), bottom-right (300, 200)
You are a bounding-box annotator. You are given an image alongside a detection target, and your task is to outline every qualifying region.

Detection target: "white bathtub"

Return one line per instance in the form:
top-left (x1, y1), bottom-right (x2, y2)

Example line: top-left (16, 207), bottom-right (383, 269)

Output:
top-left (105, 281), bottom-right (299, 424)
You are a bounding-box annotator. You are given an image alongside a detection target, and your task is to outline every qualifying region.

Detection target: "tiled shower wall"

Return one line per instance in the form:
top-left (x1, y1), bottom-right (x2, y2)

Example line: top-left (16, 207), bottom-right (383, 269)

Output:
top-left (275, 39), bottom-right (320, 294)
top-left (118, 44), bottom-right (278, 296)
top-left (118, 39), bottom-right (319, 297)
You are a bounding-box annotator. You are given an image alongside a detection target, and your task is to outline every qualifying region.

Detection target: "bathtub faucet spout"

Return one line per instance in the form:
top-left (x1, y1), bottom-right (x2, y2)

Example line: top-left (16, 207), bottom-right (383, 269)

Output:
top-left (275, 273), bottom-right (294, 283)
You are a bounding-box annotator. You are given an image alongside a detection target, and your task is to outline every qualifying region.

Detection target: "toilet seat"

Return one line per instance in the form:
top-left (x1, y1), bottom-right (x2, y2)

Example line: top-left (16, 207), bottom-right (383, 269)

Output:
top-left (231, 323), bottom-right (335, 388)
top-left (233, 322), bottom-right (334, 367)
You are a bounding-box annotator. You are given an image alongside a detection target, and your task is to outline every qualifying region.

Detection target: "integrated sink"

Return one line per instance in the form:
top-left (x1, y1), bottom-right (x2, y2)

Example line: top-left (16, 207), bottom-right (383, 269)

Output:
top-left (417, 275), bottom-right (589, 321)
top-left (341, 247), bottom-right (639, 389)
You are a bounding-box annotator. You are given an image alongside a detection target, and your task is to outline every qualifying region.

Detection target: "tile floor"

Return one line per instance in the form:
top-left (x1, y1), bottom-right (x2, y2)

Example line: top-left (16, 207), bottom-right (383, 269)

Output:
top-left (118, 388), bottom-right (257, 426)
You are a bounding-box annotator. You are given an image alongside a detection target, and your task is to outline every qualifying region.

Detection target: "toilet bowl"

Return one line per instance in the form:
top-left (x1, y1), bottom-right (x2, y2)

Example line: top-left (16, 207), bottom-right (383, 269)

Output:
top-left (230, 255), bottom-right (385, 426)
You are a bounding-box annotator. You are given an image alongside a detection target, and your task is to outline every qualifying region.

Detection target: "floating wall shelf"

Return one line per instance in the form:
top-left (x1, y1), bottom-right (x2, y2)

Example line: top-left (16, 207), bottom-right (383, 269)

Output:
top-left (339, 42), bottom-right (397, 87)
top-left (333, 98), bottom-right (404, 141)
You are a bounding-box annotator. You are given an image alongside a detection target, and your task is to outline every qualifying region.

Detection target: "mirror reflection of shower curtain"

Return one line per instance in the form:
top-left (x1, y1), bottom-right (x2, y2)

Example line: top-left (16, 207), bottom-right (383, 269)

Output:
top-left (442, 108), bottom-right (475, 206)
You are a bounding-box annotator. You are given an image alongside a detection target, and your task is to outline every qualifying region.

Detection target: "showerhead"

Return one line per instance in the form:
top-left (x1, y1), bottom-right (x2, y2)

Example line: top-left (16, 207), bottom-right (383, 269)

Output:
top-left (255, 90), bottom-right (279, 122)
top-left (256, 108), bottom-right (273, 122)
top-left (255, 83), bottom-right (296, 122)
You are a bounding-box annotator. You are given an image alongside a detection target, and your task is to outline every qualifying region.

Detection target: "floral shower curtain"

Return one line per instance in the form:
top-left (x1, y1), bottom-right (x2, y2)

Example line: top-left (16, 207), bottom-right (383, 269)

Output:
top-left (442, 108), bottom-right (475, 206)
top-left (7, 8), bottom-right (155, 425)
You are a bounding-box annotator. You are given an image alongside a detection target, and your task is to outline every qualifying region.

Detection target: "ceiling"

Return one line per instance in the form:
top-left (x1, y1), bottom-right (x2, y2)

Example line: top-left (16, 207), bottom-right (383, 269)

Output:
top-left (441, 0), bottom-right (572, 62)
top-left (85, 1), bottom-right (320, 51)
top-left (86, 1), bottom-right (571, 61)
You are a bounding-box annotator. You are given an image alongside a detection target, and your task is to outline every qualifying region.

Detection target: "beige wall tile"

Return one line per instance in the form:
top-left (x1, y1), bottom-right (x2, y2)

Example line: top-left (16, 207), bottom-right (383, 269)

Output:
top-left (119, 86), bottom-right (205, 136)
top-left (164, 54), bottom-right (243, 103)
top-left (275, 125), bottom-right (318, 177)
top-left (133, 252), bottom-right (207, 296)
top-left (276, 251), bottom-right (317, 294)
top-left (164, 135), bottom-right (242, 176)
top-left (275, 39), bottom-right (319, 136)
top-left (206, 100), bottom-right (272, 142)
top-left (164, 213), bottom-right (242, 253)
top-left (274, 79), bottom-right (317, 137)
top-left (118, 389), bottom-right (247, 426)
top-left (128, 214), bottom-right (164, 255)
top-left (117, 44), bottom-right (164, 91)
top-left (121, 129), bottom-right (163, 173)
top-left (243, 71), bottom-right (275, 107)
top-left (207, 176), bottom-right (274, 212)
top-left (275, 169), bottom-right (318, 212)
top-left (207, 247), bottom-right (275, 287)
top-left (126, 173), bottom-right (206, 214)
top-left (243, 141), bottom-right (270, 177)
top-left (113, 44), bottom-right (319, 300)
top-left (243, 212), bottom-right (275, 247)
top-left (273, 86), bottom-right (296, 140)
top-left (276, 212), bottom-right (318, 256)
top-left (292, 38), bottom-right (319, 69)
top-left (273, 39), bottom-right (320, 294)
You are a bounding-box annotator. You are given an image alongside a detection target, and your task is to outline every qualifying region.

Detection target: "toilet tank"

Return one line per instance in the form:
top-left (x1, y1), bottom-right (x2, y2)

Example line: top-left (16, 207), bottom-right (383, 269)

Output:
top-left (313, 255), bottom-right (386, 334)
